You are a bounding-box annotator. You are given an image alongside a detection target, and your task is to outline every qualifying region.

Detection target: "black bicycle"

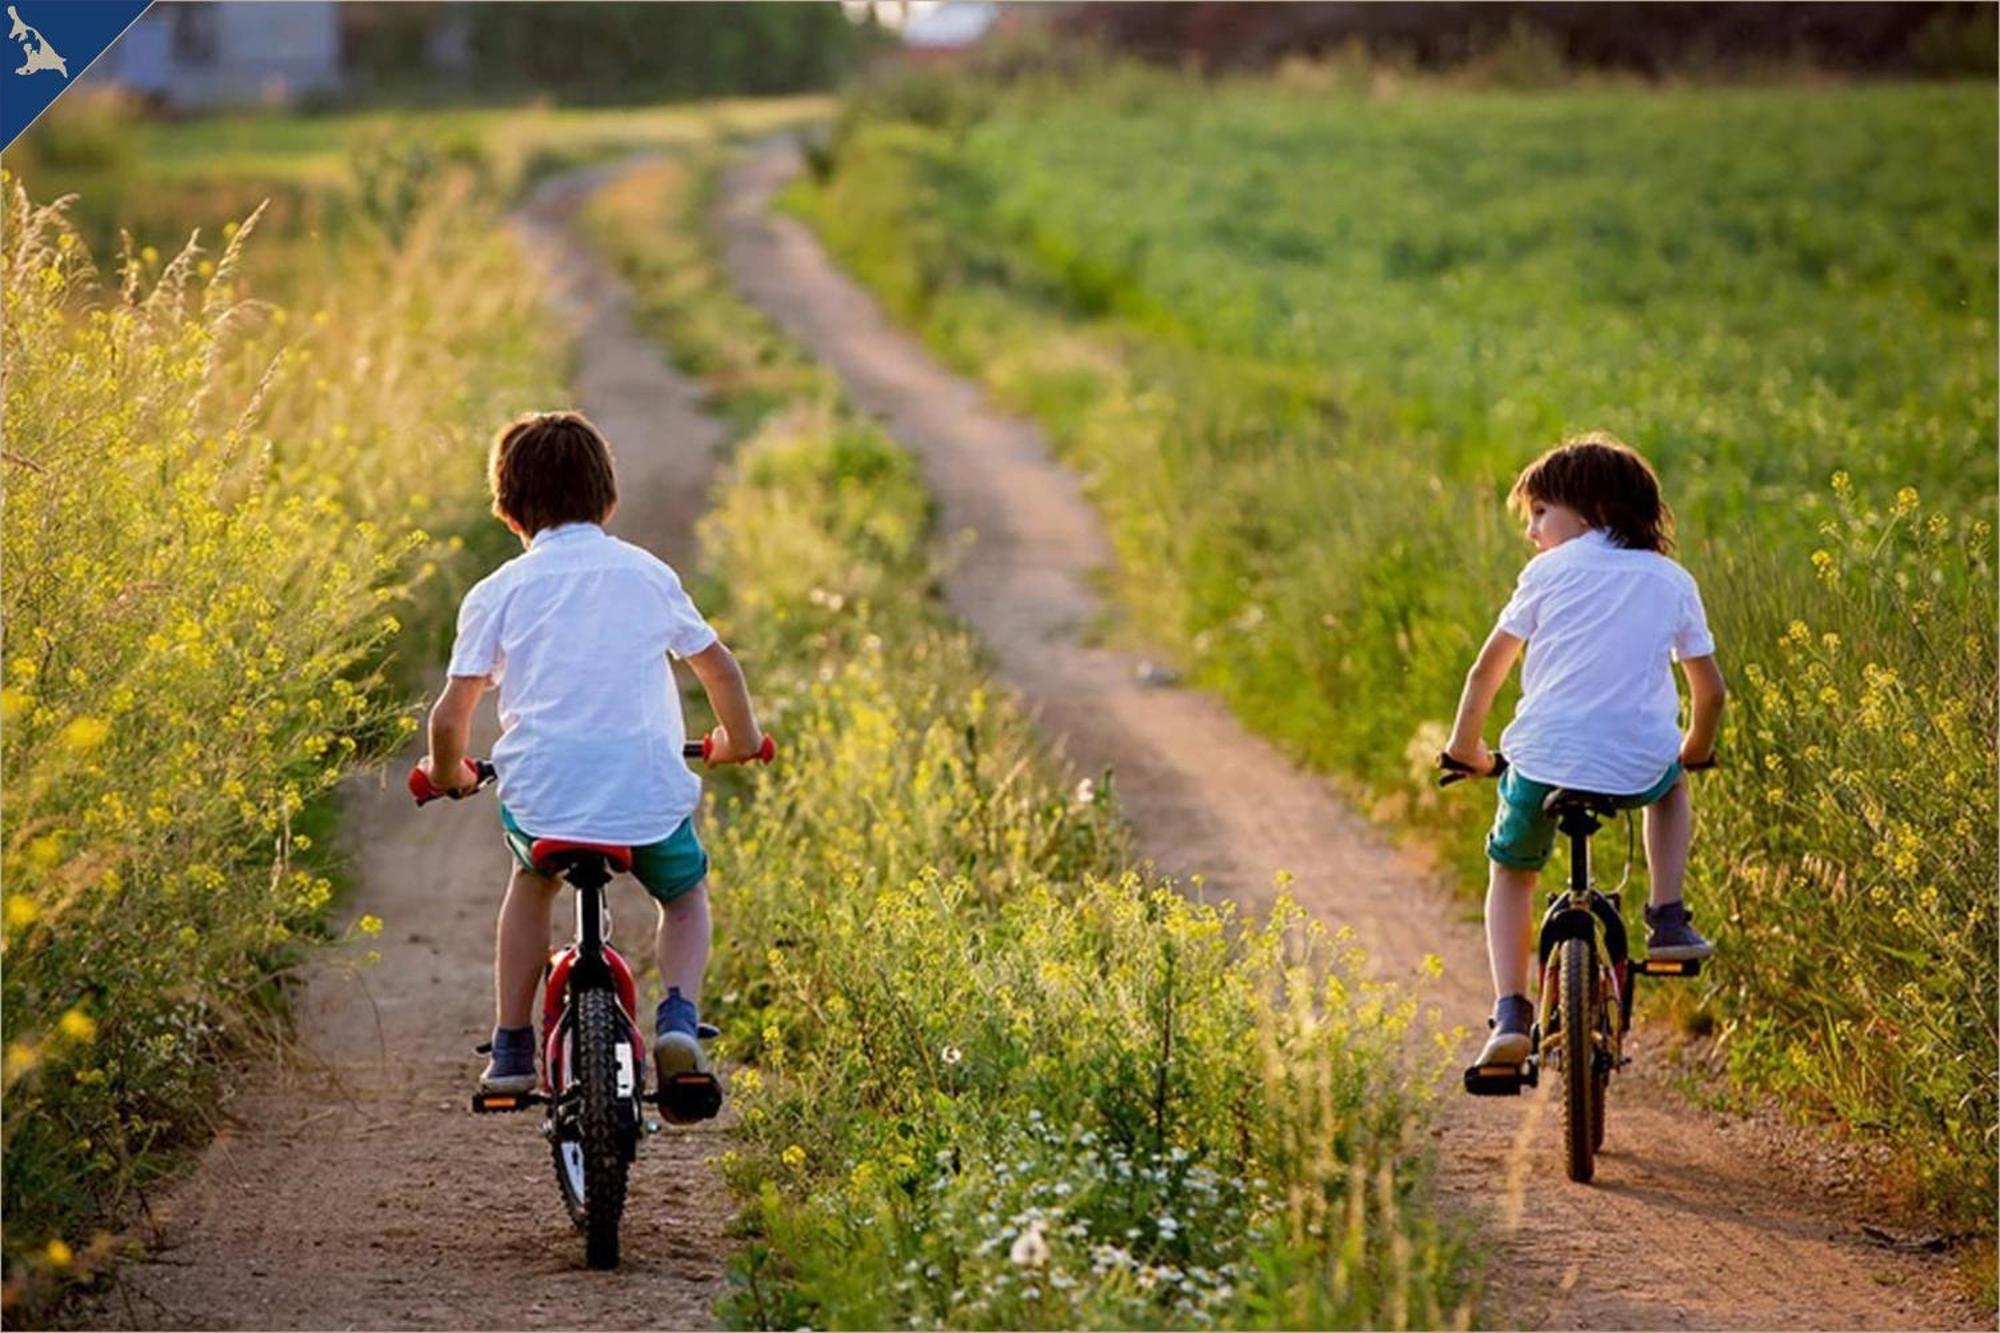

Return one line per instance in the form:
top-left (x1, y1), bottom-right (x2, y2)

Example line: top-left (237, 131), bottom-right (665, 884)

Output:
top-left (410, 734), bottom-right (771, 1267)
top-left (1439, 749), bottom-right (1708, 1183)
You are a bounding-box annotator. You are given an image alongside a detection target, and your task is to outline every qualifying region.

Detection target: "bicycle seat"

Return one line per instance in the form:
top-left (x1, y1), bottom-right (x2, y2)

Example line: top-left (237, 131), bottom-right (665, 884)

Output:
top-left (1541, 788), bottom-right (1623, 818)
top-left (530, 839), bottom-right (634, 877)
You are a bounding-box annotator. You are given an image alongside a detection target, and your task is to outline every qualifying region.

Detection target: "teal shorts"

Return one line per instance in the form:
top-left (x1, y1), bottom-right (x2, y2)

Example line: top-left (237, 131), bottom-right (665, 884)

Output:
top-left (1486, 763), bottom-right (1683, 872)
top-left (499, 805), bottom-right (709, 903)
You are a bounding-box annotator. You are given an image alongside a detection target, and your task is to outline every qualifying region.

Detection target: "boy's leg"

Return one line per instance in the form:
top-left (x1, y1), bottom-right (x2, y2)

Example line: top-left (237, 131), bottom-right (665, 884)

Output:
top-left (1478, 773), bottom-right (1551, 1066)
top-left (653, 880), bottom-right (713, 1080)
top-left (1642, 779), bottom-right (1713, 959)
top-left (1476, 863), bottom-right (1540, 1065)
top-left (483, 864), bottom-right (559, 1091)
top-left (1641, 778), bottom-right (1691, 907)
top-left (496, 864), bottom-right (562, 1027)
top-left (1485, 862), bottom-right (1540, 1000)
top-left (653, 879), bottom-right (711, 1005)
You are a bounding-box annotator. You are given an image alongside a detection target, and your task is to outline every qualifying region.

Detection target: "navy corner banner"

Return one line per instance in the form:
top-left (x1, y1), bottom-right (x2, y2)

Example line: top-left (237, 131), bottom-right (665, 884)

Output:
top-left (2, 0), bottom-right (152, 152)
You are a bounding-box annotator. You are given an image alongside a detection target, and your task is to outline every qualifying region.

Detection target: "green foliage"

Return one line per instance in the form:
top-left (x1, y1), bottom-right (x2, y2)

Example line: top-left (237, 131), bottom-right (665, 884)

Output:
top-left (468, 3), bottom-right (880, 104)
top-left (699, 410), bottom-right (1467, 1331)
top-left (5, 93), bottom-right (831, 277)
top-left (0, 160), bottom-right (560, 1304)
top-left (796, 75), bottom-right (1998, 1226)
top-left (587, 151), bottom-right (1474, 1328)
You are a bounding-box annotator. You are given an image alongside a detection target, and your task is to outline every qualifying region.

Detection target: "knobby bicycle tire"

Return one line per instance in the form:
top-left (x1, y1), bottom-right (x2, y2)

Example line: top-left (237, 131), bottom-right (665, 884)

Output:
top-left (575, 987), bottom-right (631, 1269)
top-left (1591, 1009), bottom-right (1610, 1153)
top-left (1560, 936), bottom-right (1596, 1184)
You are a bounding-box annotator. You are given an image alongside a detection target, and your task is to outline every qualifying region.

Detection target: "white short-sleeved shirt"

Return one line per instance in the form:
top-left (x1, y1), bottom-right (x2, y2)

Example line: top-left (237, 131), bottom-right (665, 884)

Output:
top-left (1495, 529), bottom-right (1715, 796)
top-left (446, 522), bottom-right (718, 844)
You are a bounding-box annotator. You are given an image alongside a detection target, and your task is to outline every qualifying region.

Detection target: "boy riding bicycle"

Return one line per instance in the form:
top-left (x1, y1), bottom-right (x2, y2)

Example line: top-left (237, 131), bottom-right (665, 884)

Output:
top-left (417, 410), bottom-right (766, 1095)
top-left (1443, 434), bottom-right (1726, 1069)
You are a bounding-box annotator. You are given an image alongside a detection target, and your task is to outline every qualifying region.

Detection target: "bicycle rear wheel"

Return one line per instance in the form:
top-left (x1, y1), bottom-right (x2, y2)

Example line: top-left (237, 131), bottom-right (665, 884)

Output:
top-left (558, 987), bottom-right (633, 1269)
top-left (1560, 936), bottom-right (1597, 1183)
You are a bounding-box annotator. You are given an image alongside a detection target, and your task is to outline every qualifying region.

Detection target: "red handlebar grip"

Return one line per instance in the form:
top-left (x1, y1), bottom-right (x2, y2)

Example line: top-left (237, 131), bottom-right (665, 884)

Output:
top-left (683, 735), bottom-right (778, 764)
top-left (407, 765), bottom-right (439, 803)
top-left (408, 758), bottom-right (483, 805)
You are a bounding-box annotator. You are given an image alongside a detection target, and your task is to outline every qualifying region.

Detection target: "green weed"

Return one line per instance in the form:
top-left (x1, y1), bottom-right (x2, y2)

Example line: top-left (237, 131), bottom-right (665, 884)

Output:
top-left (0, 157), bottom-right (559, 1309)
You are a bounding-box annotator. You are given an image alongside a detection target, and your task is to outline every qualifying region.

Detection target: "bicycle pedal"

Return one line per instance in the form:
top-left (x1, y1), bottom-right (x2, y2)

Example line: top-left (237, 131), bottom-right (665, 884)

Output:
top-left (650, 1072), bottom-right (723, 1124)
top-left (1634, 957), bottom-right (1702, 978)
top-left (1463, 1059), bottom-right (1538, 1096)
top-left (471, 1090), bottom-right (547, 1114)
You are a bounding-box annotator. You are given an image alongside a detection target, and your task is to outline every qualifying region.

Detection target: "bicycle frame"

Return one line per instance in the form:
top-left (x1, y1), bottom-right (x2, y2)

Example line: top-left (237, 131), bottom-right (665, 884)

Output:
top-left (1533, 802), bottom-right (1630, 1076)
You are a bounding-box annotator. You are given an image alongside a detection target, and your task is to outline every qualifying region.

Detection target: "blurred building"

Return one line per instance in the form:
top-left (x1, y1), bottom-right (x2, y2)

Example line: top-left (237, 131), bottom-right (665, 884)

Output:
top-left (900, 2), bottom-right (999, 63)
top-left (87, 2), bottom-right (471, 110)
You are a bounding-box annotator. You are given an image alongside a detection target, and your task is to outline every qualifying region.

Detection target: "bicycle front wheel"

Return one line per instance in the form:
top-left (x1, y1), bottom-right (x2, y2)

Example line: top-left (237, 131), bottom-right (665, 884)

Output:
top-left (1560, 936), bottom-right (1597, 1184)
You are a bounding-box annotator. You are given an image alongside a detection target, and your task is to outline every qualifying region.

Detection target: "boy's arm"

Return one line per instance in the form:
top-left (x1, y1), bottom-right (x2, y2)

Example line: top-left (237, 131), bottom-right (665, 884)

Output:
top-left (1445, 629), bottom-right (1524, 774)
top-left (422, 675), bottom-right (489, 792)
top-left (684, 640), bottom-right (764, 763)
top-left (1678, 655), bottom-right (1726, 765)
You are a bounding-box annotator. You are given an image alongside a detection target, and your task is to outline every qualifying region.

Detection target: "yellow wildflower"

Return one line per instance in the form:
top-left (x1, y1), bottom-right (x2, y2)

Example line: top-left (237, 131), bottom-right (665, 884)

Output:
top-left (45, 1239), bottom-right (72, 1269)
top-left (357, 914), bottom-right (383, 938)
top-left (6, 895), bottom-right (39, 929)
top-left (58, 716), bottom-right (109, 751)
top-left (58, 1009), bottom-right (97, 1042)
top-left (781, 1144), bottom-right (807, 1171)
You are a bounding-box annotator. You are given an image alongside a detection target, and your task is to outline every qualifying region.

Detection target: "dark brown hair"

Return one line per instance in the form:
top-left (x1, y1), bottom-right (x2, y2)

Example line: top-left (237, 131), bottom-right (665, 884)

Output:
top-left (1509, 431), bottom-right (1675, 553)
top-left (488, 411), bottom-right (618, 535)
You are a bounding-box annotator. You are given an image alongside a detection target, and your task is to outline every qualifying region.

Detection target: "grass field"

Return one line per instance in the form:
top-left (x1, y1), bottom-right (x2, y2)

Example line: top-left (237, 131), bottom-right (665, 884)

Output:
top-left (795, 69), bottom-right (1997, 1227)
top-left (585, 152), bottom-right (1475, 1330)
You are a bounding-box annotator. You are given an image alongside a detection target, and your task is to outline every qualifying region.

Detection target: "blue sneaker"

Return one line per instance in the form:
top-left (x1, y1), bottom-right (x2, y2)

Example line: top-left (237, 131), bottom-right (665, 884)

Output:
top-left (480, 1025), bottom-right (538, 1094)
top-left (1645, 901), bottom-right (1715, 962)
top-left (653, 989), bottom-right (709, 1079)
top-left (1474, 994), bottom-right (1535, 1067)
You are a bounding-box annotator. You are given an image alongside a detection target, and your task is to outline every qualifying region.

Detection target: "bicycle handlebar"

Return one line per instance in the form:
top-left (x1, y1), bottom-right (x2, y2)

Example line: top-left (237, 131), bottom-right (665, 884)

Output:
top-left (1436, 748), bottom-right (1718, 788)
top-left (408, 757), bottom-right (498, 806)
top-left (1436, 750), bottom-right (1509, 787)
top-left (409, 734), bottom-right (778, 807)
top-left (683, 733), bottom-right (777, 765)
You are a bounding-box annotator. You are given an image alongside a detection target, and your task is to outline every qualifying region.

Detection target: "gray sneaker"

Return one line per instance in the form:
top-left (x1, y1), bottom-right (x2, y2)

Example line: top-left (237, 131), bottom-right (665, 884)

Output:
top-left (479, 1025), bottom-right (539, 1094)
top-left (1645, 901), bottom-right (1714, 961)
top-left (1473, 994), bottom-right (1535, 1067)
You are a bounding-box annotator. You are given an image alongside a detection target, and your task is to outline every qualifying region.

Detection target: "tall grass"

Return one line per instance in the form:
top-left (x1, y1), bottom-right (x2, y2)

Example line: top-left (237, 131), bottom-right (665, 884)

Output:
top-left (0, 154), bottom-right (559, 1308)
top-left (587, 154), bottom-right (1476, 1328)
top-left (792, 71), bottom-right (1997, 1227)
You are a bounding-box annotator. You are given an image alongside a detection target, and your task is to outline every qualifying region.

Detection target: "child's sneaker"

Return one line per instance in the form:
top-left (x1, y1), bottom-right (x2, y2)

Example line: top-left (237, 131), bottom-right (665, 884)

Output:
top-left (653, 988), bottom-right (709, 1079)
top-left (1473, 994), bottom-right (1535, 1066)
top-left (1644, 901), bottom-right (1714, 961)
top-left (479, 1025), bottom-right (539, 1094)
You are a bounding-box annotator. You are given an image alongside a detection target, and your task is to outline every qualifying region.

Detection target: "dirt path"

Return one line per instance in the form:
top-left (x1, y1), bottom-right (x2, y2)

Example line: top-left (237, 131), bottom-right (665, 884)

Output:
top-left (718, 142), bottom-right (1981, 1332)
top-left (77, 162), bottom-right (735, 1331)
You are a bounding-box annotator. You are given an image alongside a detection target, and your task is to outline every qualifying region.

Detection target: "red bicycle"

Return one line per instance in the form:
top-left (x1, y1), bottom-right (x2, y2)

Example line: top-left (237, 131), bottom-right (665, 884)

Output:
top-left (410, 734), bottom-right (773, 1267)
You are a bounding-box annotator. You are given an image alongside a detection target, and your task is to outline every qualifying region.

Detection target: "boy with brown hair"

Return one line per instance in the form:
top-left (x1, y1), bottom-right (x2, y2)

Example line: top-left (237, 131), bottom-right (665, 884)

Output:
top-left (1444, 433), bottom-right (1726, 1068)
top-left (418, 410), bottom-right (766, 1093)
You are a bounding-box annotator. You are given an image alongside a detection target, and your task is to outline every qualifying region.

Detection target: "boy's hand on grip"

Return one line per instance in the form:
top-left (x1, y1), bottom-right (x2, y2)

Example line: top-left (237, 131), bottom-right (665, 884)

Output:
top-left (701, 726), bottom-right (772, 766)
top-left (1441, 740), bottom-right (1495, 777)
top-left (409, 756), bottom-right (486, 805)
